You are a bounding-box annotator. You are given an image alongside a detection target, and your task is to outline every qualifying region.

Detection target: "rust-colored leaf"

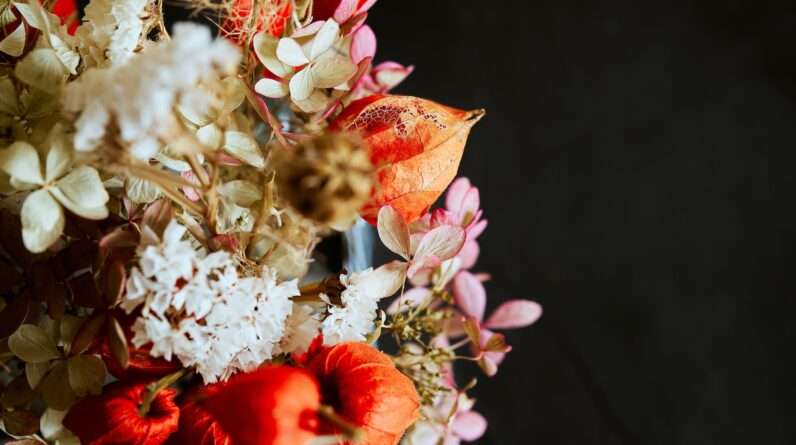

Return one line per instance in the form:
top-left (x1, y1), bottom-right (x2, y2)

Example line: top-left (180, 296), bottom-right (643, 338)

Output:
top-left (99, 226), bottom-right (139, 252)
top-left (142, 199), bottom-right (173, 238)
top-left (67, 272), bottom-right (103, 309)
top-left (0, 294), bottom-right (31, 340)
top-left (107, 316), bottom-right (129, 370)
top-left (2, 409), bottom-right (40, 436)
top-left (56, 239), bottom-right (98, 280)
top-left (331, 95), bottom-right (485, 223)
top-left (69, 312), bottom-right (107, 356)
top-left (101, 260), bottom-right (126, 307)
top-left (46, 284), bottom-right (67, 321)
top-left (0, 375), bottom-right (36, 408)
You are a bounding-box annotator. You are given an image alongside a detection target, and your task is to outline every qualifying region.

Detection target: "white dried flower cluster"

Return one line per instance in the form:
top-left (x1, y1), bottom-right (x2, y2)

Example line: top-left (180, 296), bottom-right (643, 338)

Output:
top-left (321, 264), bottom-right (404, 345)
top-left (123, 220), bottom-right (299, 383)
top-left (76, 0), bottom-right (149, 67)
top-left (63, 22), bottom-right (241, 159)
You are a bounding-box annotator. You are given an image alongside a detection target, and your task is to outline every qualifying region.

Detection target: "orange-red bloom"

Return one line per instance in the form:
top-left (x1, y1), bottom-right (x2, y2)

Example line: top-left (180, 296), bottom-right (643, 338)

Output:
top-left (172, 384), bottom-right (233, 445)
top-left (222, 0), bottom-right (292, 43)
top-left (63, 382), bottom-right (179, 445)
top-left (308, 342), bottom-right (420, 445)
top-left (204, 366), bottom-right (321, 445)
top-left (331, 95), bottom-right (484, 224)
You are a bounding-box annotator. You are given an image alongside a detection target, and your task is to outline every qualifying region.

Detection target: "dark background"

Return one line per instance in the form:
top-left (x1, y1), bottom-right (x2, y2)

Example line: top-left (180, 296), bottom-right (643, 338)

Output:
top-left (366, 1), bottom-right (796, 444)
top-left (91, 0), bottom-right (796, 443)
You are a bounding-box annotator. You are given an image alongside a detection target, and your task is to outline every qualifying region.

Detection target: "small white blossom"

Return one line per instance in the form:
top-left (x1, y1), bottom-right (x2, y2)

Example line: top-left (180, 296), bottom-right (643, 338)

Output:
top-left (76, 0), bottom-right (149, 68)
top-left (321, 263), bottom-right (405, 345)
top-left (275, 304), bottom-right (321, 355)
top-left (64, 23), bottom-right (241, 158)
top-left (124, 220), bottom-right (299, 383)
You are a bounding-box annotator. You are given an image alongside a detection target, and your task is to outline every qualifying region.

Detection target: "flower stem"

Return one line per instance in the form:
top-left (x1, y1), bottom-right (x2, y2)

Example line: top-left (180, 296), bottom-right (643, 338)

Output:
top-left (317, 405), bottom-right (365, 443)
top-left (139, 369), bottom-right (186, 417)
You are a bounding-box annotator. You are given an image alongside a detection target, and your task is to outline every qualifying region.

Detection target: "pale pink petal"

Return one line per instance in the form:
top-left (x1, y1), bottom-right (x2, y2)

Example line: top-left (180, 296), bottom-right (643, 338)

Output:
top-left (181, 171), bottom-right (201, 202)
top-left (414, 225), bottom-right (465, 263)
top-left (458, 240), bottom-right (480, 270)
top-left (292, 21), bottom-right (325, 37)
top-left (479, 355), bottom-right (498, 376)
top-left (484, 300), bottom-right (542, 329)
top-left (377, 205), bottom-right (411, 259)
top-left (452, 411), bottom-right (487, 441)
top-left (467, 218), bottom-right (488, 240)
top-left (407, 254), bottom-right (440, 279)
top-left (350, 25), bottom-right (376, 64)
top-left (459, 187), bottom-right (480, 221)
top-left (333, 0), bottom-right (358, 23)
top-left (344, 12), bottom-right (368, 35)
top-left (387, 287), bottom-right (431, 314)
top-left (445, 177), bottom-right (472, 214)
top-left (357, 0), bottom-right (377, 14)
top-left (452, 271), bottom-right (486, 321)
top-left (276, 38), bottom-right (309, 66)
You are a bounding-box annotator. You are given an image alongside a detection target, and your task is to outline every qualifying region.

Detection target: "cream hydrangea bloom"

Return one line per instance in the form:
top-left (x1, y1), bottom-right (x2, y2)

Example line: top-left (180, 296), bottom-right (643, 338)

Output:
top-left (76, 0), bottom-right (149, 68)
top-left (0, 130), bottom-right (109, 253)
top-left (254, 19), bottom-right (356, 113)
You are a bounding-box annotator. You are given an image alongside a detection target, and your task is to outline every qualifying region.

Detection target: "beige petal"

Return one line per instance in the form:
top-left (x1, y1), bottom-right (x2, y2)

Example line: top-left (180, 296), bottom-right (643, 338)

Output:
top-left (221, 77), bottom-right (246, 114)
top-left (197, 124), bottom-right (223, 150)
top-left (310, 51), bottom-right (357, 89)
top-left (45, 135), bottom-right (72, 183)
top-left (254, 78), bottom-right (289, 98)
top-left (254, 32), bottom-right (292, 78)
top-left (125, 176), bottom-right (163, 204)
top-left (277, 38), bottom-right (310, 67)
top-left (52, 166), bottom-right (109, 219)
top-left (218, 180), bottom-right (262, 206)
top-left (14, 48), bottom-right (68, 94)
top-left (289, 67), bottom-right (315, 101)
top-left (12, 2), bottom-right (48, 31)
top-left (223, 131), bottom-right (265, 168)
top-left (21, 189), bottom-right (64, 253)
top-left (310, 19), bottom-right (340, 60)
top-left (50, 33), bottom-right (79, 75)
top-left (0, 76), bottom-right (20, 115)
top-left (0, 23), bottom-right (26, 57)
top-left (294, 90), bottom-right (330, 113)
top-left (0, 141), bottom-right (44, 185)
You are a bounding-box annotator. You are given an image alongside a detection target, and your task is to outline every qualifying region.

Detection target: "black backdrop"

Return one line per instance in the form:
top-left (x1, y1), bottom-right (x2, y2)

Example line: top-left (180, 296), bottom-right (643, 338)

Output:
top-left (91, 1), bottom-right (796, 443)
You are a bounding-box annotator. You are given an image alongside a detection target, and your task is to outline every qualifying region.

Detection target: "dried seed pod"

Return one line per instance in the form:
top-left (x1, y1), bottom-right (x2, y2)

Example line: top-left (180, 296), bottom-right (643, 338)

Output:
top-left (275, 133), bottom-right (374, 227)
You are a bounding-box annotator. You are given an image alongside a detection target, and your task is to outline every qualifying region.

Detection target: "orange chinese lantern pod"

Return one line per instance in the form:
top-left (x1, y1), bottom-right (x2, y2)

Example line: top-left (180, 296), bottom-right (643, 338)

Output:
top-left (62, 382), bottom-right (180, 445)
top-left (330, 95), bottom-right (485, 224)
top-left (52, 0), bottom-right (79, 35)
top-left (308, 342), bottom-right (421, 445)
top-left (203, 365), bottom-right (321, 445)
top-left (221, 0), bottom-right (292, 44)
top-left (172, 384), bottom-right (233, 445)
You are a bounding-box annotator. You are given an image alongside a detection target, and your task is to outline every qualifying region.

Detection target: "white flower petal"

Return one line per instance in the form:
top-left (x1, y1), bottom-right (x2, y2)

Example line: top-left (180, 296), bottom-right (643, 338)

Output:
top-left (276, 38), bottom-right (310, 67)
top-left (52, 166), bottom-right (109, 219)
top-left (14, 48), bottom-right (68, 94)
top-left (310, 51), bottom-right (357, 89)
top-left (310, 19), bottom-right (340, 60)
top-left (197, 124), bottom-right (223, 150)
top-left (0, 141), bottom-right (44, 185)
top-left (254, 78), bottom-right (289, 98)
top-left (218, 180), bottom-right (262, 206)
top-left (223, 131), bottom-right (265, 168)
top-left (45, 137), bottom-right (73, 183)
top-left (21, 189), bottom-right (64, 253)
top-left (289, 67), bottom-right (315, 101)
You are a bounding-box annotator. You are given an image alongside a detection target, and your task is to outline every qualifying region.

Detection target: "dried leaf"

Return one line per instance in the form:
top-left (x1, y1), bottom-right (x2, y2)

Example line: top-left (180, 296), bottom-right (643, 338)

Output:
top-left (45, 284), bottom-right (66, 320)
top-left (3, 409), bottom-right (40, 436)
top-left (376, 206), bottom-right (410, 260)
top-left (331, 95), bottom-right (485, 223)
top-left (484, 332), bottom-right (511, 353)
top-left (107, 316), bottom-right (129, 370)
top-left (98, 226), bottom-right (138, 251)
top-left (0, 294), bottom-right (31, 340)
top-left (66, 272), bottom-right (103, 309)
top-left (39, 361), bottom-right (75, 410)
top-left (69, 312), bottom-right (106, 356)
top-left (101, 260), bottom-right (126, 307)
top-left (66, 354), bottom-right (105, 397)
top-left (26, 361), bottom-right (51, 390)
top-left (59, 315), bottom-right (84, 348)
top-left (8, 324), bottom-right (60, 363)
top-left (14, 48), bottom-right (68, 93)
top-left (141, 199), bottom-right (173, 238)
top-left (0, 375), bottom-right (36, 408)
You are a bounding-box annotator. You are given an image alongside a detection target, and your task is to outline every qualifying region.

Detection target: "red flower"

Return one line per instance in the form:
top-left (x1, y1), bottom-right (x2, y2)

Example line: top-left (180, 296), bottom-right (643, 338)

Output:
top-left (222, 0), bottom-right (292, 44)
top-left (308, 342), bottom-right (420, 445)
top-left (172, 384), bottom-right (233, 445)
top-left (63, 382), bottom-right (180, 445)
top-left (204, 366), bottom-right (321, 445)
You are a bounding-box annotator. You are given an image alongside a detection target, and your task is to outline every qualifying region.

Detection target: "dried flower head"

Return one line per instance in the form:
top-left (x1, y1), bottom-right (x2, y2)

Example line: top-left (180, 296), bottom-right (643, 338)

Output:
top-left (275, 133), bottom-right (373, 227)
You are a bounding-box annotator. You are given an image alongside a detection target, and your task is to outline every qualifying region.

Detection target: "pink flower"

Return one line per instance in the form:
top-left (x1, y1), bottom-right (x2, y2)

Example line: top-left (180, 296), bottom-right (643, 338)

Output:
top-left (452, 271), bottom-right (542, 376)
top-left (351, 61), bottom-right (415, 101)
top-left (313, 0), bottom-right (377, 23)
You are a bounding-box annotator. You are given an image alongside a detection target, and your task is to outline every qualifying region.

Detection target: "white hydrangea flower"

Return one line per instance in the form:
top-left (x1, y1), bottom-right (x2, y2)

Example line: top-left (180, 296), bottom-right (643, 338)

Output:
top-left (124, 220), bottom-right (299, 383)
top-left (275, 304), bottom-right (321, 355)
top-left (321, 263), bottom-right (405, 345)
top-left (64, 22), bottom-right (241, 158)
top-left (76, 0), bottom-right (149, 68)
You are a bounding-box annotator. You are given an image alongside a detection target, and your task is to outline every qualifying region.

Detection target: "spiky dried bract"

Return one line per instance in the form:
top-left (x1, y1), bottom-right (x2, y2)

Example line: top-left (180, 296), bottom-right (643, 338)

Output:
top-left (275, 133), bottom-right (374, 227)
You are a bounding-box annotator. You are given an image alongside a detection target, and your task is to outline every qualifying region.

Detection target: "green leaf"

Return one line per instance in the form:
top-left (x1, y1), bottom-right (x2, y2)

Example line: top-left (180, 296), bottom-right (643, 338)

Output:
top-left (67, 354), bottom-right (106, 397)
top-left (9, 324), bottom-right (60, 363)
